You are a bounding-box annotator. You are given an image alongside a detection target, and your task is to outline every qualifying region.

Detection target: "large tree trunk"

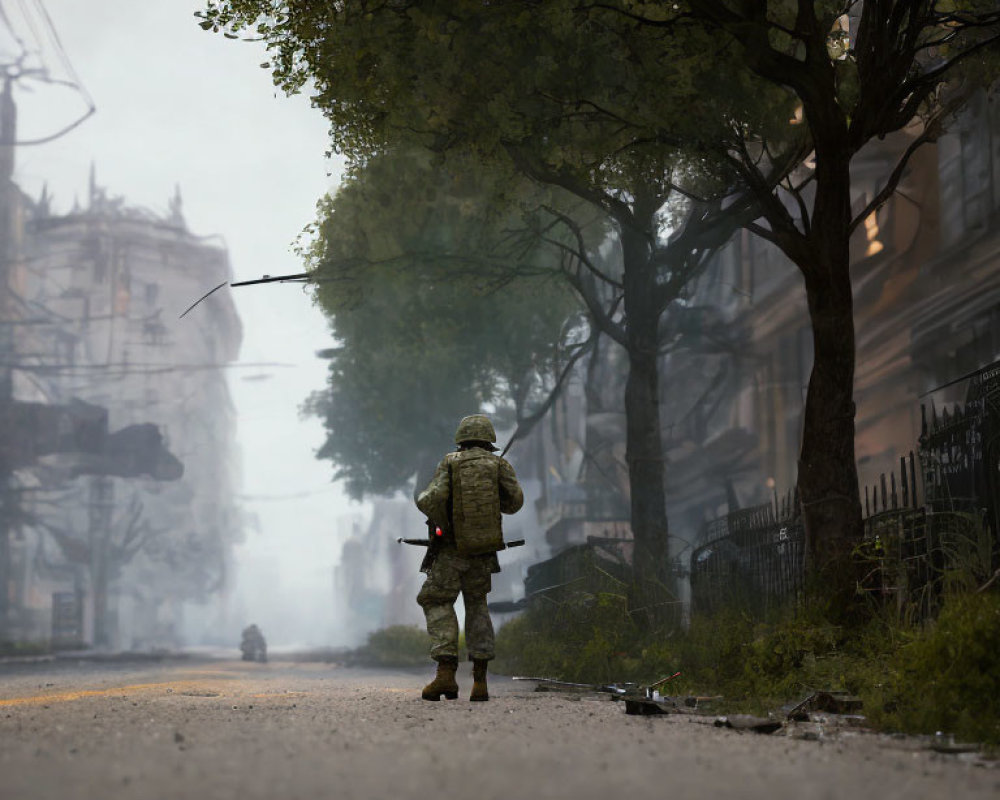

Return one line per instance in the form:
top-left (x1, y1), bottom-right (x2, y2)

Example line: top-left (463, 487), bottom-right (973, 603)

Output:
top-left (799, 264), bottom-right (863, 563)
top-left (797, 146), bottom-right (865, 617)
top-left (620, 224), bottom-right (671, 597)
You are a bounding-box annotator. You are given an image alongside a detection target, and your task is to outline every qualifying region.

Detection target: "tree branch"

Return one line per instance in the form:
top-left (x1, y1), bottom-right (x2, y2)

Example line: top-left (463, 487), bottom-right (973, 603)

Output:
top-left (503, 330), bottom-right (599, 454)
top-left (504, 142), bottom-right (637, 233)
top-left (557, 250), bottom-right (627, 346)
top-left (848, 125), bottom-right (936, 236)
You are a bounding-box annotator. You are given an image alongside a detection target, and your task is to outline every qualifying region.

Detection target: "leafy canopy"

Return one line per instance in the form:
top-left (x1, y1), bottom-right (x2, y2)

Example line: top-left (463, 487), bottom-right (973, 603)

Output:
top-left (301, 148), bottom-right (581, 498)
top-left (200, 1), bottom-right (795, 207)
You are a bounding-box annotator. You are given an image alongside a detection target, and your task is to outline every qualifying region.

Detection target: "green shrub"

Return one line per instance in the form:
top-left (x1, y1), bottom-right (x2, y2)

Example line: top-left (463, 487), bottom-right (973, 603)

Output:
top-left (352, 625), bottom-right (432, 668)
top-left (871, 592), bottom-right (1000, 745)
top-left (0, 640), bottom-right (51, 657)
top-left (496, 587), bottom-right (1000, 745)
top-left (496, 598), bottom-right (895, 712)
top-left (494, 591), bottom-right (646, 682)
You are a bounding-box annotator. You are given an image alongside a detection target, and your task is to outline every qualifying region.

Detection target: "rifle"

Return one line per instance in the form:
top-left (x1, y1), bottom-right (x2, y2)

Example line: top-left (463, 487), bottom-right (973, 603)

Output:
top-left (397, 519), bottom-right (445, 548)
top-left (397, 519), bottom-right (525, 549)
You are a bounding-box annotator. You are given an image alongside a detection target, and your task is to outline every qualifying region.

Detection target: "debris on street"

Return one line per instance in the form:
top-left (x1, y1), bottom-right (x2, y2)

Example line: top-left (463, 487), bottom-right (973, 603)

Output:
top-left (785, 691), bottom-right (864, 720)
top-left (623, 696), bottom-right (678, 715)
top-left (509, 675), bottom-right (998, 763)
top-left (714, 715), bottom-right (783, 734)
top-left (512, 676), bottom-right (633, 698)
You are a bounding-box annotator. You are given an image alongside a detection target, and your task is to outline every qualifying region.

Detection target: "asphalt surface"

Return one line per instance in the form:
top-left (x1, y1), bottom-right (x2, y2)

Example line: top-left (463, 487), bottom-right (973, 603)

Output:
top-left (0, 657), bottom-right (997, 800)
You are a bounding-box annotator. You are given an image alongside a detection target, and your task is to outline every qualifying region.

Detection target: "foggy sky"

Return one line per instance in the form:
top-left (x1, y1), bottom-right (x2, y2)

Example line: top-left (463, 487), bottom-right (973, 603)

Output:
top-left (12, 0), bottom-right (367, 646)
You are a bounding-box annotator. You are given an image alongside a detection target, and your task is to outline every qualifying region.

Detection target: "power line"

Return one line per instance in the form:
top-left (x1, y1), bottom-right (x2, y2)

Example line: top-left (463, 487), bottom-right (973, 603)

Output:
top-left (0, 0), bottom-right (96, 145)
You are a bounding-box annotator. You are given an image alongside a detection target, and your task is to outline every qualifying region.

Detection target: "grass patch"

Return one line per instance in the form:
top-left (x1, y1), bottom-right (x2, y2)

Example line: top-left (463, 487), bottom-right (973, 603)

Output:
top-left (869, 592), bottom-right (1000, 745)
top-left (495, 590), bottom-right (1000, 743)
top-left (350, 625), bottom-right (432, 668)
top-left (0, 641), bottom-right (52, 658)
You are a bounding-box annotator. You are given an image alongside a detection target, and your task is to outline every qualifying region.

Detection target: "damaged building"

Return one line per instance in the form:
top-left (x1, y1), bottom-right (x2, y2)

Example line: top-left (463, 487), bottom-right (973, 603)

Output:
top-left (1, 132), bottom-right (243, 648)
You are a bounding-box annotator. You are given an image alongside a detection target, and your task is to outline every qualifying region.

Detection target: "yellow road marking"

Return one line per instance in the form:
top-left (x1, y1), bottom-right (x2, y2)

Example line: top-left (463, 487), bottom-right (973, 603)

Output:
top-left (0, 680), bottom-right (226, 708)
top-left (172, 670), bottom-right (242, 678)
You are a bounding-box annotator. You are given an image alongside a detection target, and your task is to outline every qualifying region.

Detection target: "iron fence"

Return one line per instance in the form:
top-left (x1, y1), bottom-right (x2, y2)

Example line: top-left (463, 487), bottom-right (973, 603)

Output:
top-left (690, 493), bottom-right (804, 616)
top-left (691, 359), bottom-right (1000, 620)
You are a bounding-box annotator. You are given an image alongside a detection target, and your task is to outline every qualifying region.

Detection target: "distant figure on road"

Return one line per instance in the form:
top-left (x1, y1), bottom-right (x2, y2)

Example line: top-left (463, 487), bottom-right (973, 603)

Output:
top-left (240, 624), bottom-right (267, 663)
top-left (415, 414), bottom-right (523, 702)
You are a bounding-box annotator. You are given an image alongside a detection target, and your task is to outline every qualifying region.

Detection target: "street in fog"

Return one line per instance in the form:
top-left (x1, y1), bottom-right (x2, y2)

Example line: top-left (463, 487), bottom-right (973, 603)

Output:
top-left (3, 4), bottom-right (1000, 800)
top-left (1, 658), bottom-right (997, 800)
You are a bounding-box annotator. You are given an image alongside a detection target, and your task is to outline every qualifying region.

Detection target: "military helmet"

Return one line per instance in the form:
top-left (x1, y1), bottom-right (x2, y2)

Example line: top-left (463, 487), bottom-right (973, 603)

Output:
top-left (454, 414), bottom-right (497, 445)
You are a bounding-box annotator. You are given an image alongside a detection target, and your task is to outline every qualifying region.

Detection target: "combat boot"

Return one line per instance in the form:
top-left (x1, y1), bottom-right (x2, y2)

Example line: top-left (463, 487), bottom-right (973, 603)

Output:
top-left (470, 658), bottom-right (489, 702)
top-left (421, 657), bottom-right (459, 701)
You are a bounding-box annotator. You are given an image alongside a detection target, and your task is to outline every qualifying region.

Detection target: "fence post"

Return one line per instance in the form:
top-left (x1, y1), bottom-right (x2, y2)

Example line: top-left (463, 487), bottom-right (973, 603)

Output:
top-left (900, 456), bottom-right (909, 508)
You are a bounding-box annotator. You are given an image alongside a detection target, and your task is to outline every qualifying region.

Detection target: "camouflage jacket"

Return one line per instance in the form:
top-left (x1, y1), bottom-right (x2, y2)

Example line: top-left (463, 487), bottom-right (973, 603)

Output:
top-left (416, 447), bottom-right (523, 567)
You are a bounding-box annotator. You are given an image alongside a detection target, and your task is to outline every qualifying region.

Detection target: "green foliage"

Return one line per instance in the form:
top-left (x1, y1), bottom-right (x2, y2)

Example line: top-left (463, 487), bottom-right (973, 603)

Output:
top-left (871, 592), bottom-right (1000, 745)
top-left (494, 593), bottom-right (643, 683)
top-left (0, 640), bottom-right (52, 657)
top-left (300, 148), bottom-right (581, 497)
top-left (202, 0), bottom-right (792, 596)
top-left (671, 609), bottom-right (894, 709)
top-left (198, 1), bottom-right (769, 181)
top-left (497, 600), bottom-right (886, 708)
top-left (853, 510), bottom-right (997, 626)
top-left (203, 1), bottom-right (1000, 615)
top-left (351, 625), bottom-right (432, 668)
top-left (934, 512), bottom-right (997, 596)
top-left (497, 590), bottom-right (1000, 743)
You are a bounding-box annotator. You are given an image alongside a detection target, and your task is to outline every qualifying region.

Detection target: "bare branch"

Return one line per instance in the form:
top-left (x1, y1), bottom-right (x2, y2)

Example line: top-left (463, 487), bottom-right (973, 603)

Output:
top-left (561, 253), bottom-right (627, 347)
top-left (504, 331), bottom-right (599, 454)
top-left (723, 140), bottom-right (804, 245)
top-left (916, 30), bottom-right (1000, 86)
top-left (539, 204), bottom-right (623, 289)
top-left (782, 178), bottom-right (812, 237)
top-left (504, 142), bottom-right (636, 231)
top-left (745, 220), bottom-right (780, 245)
top-left (848, 125), bottom-right (935, 235)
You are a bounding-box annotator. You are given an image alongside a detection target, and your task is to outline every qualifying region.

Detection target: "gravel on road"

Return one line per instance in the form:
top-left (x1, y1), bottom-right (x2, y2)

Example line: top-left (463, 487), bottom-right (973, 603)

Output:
top-left (1, 658), bottom-right (997, 800)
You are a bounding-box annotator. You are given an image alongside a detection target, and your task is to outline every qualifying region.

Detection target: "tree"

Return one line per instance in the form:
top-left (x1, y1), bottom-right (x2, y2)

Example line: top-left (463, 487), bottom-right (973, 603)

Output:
top-left (201, 0), bottom-right (780, 591)
top-left (544, 0), bottom-right (1000, 608)
top-left (300, 147), bottom-right (583, 498)
top-left (656, 1), bottom-right (1000, 606)
top-left (29, 480), bottom-right (159, 648)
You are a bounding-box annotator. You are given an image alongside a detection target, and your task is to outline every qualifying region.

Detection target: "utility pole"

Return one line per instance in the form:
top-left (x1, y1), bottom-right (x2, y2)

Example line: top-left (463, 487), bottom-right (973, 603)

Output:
top-left (0, 7), bottom-right (100, 648)
top-left (88, 475), bottom-right (114, 649)
top-left (0, 75), bottom-right (17, 642)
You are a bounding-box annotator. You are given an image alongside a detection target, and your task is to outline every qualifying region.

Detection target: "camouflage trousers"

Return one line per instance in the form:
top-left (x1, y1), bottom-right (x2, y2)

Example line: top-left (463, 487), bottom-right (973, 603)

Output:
top-left (417, 548), bottom-right (495, 662)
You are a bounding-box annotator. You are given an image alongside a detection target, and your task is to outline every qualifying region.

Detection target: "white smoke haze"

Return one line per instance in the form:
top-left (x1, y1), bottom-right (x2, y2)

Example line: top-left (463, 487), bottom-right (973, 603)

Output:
top-left (12, 0), bottom-right (376, 650)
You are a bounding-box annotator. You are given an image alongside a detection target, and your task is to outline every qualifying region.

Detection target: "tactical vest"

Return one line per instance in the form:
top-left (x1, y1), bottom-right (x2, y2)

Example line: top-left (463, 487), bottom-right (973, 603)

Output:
top-left (450, 449), bottom-right (504, 556)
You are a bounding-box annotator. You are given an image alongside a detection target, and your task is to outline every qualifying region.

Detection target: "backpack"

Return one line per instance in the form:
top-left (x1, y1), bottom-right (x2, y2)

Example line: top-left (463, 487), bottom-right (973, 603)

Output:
top-left (450, 449), bottom-right (504, 556)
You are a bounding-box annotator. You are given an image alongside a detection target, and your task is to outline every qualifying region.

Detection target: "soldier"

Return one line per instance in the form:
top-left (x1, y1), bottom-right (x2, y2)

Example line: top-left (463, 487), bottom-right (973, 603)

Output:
top-left (415, 414), bottom-right (523, 701)
top-left (240, 624), bottom-right (267, 663)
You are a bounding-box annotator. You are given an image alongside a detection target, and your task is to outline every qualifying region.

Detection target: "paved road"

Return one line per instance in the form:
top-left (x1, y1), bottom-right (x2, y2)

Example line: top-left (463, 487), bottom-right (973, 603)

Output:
top-left (0, 658), bottom-right (996, 800)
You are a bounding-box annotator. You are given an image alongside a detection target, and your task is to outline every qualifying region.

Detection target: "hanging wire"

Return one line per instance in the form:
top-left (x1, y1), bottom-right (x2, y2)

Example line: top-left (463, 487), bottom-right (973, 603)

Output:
top-left (0, 0), bottom-right (96, 145)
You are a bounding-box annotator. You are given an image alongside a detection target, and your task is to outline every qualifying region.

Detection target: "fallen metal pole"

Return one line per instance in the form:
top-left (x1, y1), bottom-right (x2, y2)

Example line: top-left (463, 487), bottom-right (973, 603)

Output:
top-left (646, 672), bottom-right (682, 691)
top-left (231, 272), bottom-right (310, 287)
top-left (512, 677), bottom-right (629, 695)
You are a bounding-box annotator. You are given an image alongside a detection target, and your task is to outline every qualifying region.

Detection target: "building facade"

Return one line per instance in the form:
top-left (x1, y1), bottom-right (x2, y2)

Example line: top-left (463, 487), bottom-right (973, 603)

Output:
top-left (2, 170), bottom-right (244, 650)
